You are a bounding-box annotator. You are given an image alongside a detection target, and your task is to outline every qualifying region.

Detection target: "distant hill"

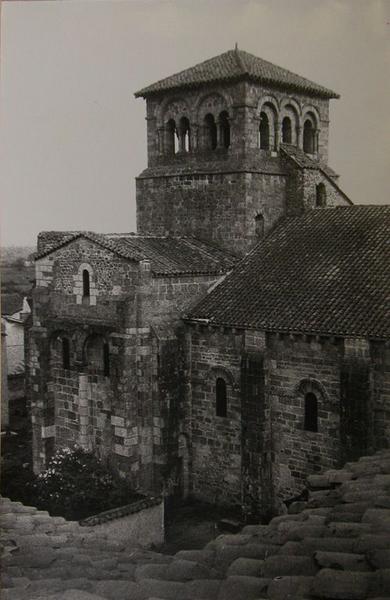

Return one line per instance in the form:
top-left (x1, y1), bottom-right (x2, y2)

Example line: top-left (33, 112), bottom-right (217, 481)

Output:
top-left (1, 246), bottom-right (36, 266)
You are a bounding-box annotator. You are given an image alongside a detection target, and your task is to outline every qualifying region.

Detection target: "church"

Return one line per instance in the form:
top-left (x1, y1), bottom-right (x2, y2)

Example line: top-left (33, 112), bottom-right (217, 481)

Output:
top-left (27, 48), bottom-right (390, 517)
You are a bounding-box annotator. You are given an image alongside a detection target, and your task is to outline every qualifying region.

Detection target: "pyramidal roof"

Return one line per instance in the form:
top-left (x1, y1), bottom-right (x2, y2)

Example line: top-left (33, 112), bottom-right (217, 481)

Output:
top-left (135, 48), bottom-right (339, 99)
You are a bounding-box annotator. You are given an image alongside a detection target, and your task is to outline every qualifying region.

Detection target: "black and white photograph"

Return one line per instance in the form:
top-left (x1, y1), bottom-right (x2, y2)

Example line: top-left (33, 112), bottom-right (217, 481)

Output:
top-left (1, 1), bottom-right (389, 599)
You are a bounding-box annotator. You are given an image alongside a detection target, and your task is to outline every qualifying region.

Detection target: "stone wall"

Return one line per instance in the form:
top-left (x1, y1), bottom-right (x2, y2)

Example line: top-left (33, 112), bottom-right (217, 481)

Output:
top-left (80, 496), bottom-right (164, 547)
top-left (186, 325), bottom-right (389, 515)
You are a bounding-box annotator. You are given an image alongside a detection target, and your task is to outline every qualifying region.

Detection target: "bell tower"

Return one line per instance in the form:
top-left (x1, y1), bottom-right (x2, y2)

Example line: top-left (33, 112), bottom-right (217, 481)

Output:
top-left (135, 48), bottom-right (339, 255)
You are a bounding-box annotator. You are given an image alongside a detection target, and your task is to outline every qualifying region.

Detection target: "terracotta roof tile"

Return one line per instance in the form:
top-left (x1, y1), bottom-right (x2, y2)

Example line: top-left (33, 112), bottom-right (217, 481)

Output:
top-left (187, 205), bottom-right (390, 338)
top-left (135, 48), bottom-right (339, 99)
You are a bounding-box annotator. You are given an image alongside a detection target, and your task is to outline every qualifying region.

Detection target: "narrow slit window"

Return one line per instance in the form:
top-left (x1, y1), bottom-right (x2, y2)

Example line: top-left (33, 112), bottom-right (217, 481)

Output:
top-left (255, 214), bottom-right (264, 238)
top-left (103, 342), bottom-right (110, 377)
top-left (62, 338), bottom-right (70, 370)
top-left (304, 392), bottom-right (318, 432)
top-left (216, 377), bottom-right (227, 417)
top-left (316, 183), bottom-right (326, 207)
top-left (82, 269), bottom-right (90, 298)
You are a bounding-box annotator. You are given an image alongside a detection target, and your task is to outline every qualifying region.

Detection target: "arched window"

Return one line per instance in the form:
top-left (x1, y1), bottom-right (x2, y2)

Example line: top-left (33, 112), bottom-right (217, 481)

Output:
top-left (103, 342), bottom-right (110, 377)
top-left (316, 183), bottom-right (326, 207)
top-left (166, 119), bottom-right (178, 155)
top-left (216, 377), bottom-right (227, 417)
top-left (259, 112), bottom-right (270, 150)
top-left (219, 111), bottom-right (230, 149)
top-left (62, 338), bottom-right (70, 370)
top-left (204, 113), bottom-right (217, 150)
top-left (82, 269), bottom-right (90, 298)
top-left (255, 214), bottom-right (264, 238)
top-left (179, 117), bottom-right (190, 153)
top-left (282, 117), bottom-right (292, 144)
top-left (303, 119), bottom-right (315, 154)
top-left (304, 392), bottom-right (318, 432)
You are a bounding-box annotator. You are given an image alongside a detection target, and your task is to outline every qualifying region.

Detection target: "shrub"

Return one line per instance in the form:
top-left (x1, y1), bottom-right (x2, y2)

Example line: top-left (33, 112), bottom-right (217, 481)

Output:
top-left (29, 445), bottom-right (139, 521)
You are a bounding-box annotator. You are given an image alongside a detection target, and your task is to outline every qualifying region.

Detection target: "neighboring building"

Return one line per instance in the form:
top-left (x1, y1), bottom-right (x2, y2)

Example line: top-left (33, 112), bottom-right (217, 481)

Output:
top-left (27, 48), bottom-right (389, 516)
top-left (1, 297), bottom-right (31, 431)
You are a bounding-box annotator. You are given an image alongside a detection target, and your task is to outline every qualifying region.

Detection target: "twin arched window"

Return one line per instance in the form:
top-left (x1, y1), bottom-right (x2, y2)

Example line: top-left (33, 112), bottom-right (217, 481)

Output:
top-left (164, 111), bottom-right (230, 155)
top-left (84, 335), bottom-right (110, 378)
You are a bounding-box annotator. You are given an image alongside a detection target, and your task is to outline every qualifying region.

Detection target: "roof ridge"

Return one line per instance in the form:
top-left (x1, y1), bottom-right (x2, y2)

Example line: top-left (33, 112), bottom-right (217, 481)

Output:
top-left (235, 47), bottom-right (248, 74)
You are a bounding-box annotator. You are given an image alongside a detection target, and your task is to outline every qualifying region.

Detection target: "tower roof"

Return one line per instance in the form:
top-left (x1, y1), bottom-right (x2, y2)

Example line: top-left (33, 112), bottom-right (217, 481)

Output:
top-left (135, 48), bottom-right (339, 99)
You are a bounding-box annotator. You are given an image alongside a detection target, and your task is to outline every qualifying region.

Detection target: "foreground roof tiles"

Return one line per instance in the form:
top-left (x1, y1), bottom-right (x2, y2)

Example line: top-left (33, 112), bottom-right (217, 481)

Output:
top-left (187, 205), bottom-right (390, 338)
top-left (1, 449), bottom-right (390, 599)
top-left (135, 48), bottom-right (339, 99)
top-left (36, 231), bottom-right (237, 276)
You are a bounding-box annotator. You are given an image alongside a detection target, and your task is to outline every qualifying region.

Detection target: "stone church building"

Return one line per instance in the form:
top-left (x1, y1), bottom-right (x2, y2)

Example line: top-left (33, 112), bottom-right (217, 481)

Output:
top-left (27, 48), bottom-right (390, 517)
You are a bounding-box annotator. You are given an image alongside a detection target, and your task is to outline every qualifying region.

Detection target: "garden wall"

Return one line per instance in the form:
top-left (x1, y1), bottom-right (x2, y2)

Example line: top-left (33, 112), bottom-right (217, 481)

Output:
top-left (79, 496), bottom-right (164, 548)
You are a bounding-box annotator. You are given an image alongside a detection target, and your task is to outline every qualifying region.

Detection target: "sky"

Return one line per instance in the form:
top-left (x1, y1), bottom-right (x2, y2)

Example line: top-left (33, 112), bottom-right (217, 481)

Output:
top-left (0, 0), bottom-right (389, 246)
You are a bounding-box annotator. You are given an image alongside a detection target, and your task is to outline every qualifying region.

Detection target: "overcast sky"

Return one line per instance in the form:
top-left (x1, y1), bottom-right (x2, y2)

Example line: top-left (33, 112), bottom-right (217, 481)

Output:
top-left (1, 0), bottom-right (389, 246)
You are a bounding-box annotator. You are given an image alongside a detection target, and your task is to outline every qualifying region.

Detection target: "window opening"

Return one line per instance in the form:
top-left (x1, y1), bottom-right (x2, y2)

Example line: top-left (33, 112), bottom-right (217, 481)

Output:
top-left (219, 111), bottom-right (230, 148)
top-left (259, 112), bottom-right (270, 150)
top-left (304, 392), bottom-right (318, 432)
top-left (179, 117), bottom-right (190, 152)
top-left (62, 338), bottom-right (70, 370)
top-left (255, 214), bottom-right (265, 238)
top-left (316, 183), bottom-right (326, 207)
top-left (282, 117), bottom-right (292, 143)
top-left (303, 119), bottom-right (315, 154)
top-left (82, 269), bottom-right (90, 298)
top-left (204, 114), bottom-right (217, 150)
top-left (216, 377), bottom-right (227, 417)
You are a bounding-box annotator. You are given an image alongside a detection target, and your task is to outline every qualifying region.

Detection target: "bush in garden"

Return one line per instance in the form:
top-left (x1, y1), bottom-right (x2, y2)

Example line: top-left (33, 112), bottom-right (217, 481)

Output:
top-left (29, 445), bottom-right (139, 521)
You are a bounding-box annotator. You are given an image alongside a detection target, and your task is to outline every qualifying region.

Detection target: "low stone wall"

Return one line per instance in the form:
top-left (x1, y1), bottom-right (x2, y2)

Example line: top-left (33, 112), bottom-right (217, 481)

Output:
top-left (79, 495), bottom-right (164, 548)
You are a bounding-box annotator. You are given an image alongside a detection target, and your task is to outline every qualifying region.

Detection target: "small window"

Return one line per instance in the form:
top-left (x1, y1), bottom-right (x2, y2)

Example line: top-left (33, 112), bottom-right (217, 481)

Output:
top-left (103, 342), bottom-right (110, 377)
top-left (316, 183), bottom-right (326, 207)
top-left (62, 338), bottom-right (70, 370)
top-left (259, 112), bottom-right (270, 150)
top-left (82, 269), bottom-right (90, 298)
top-left (282, 117), bottom-right (292, 144)
top-left (255, 214), bottom-right (264, 238)
top-left (219, 111), bottom-right (230, 149)
top-left (304, 392), bottom-right (318, 432)
top-left (216, 377), bottom-right (227, 417)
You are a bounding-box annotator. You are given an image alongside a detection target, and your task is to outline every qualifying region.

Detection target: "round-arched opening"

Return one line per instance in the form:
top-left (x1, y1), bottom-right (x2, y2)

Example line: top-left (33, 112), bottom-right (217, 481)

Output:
top-left (216, 377), bottom-right (227, 417)
top-left (304, 392), bottom-right (318, 432)
top-left (204, 113), bottom-right (218, 150)
top-left (179, 116), bottom-right (190, 153)
top-left (316, 183), bottom-right (327, 207)
top-left (84, 335), bottom-right (110, 377)
top-left (254, 214), bottom-right (265, 238)
top-left (259, 112), bottom-right (270, 150)
top-left (166, 118), bottom-right (178, 155)
top-left (82, 269), bottom-right (90, 298)
top-left (282, 117), bottom-right (292, 144)
top-left (219, 111), bottom-right (230, 149)
top-left (303, 119), bottom-right (315, 154)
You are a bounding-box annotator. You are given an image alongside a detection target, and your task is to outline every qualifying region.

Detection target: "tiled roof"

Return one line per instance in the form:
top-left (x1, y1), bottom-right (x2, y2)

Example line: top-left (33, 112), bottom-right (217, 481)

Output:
top-left (36, 231), bottom-right (237, 276)
top-left (135, 48), bottom-right (339, 99)
top-left (280, 143), bottom-right (337, 177)
top-left (2, 450), bottom-right (390, 599)
top-left (187, 205), bottom-right (390, 338)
